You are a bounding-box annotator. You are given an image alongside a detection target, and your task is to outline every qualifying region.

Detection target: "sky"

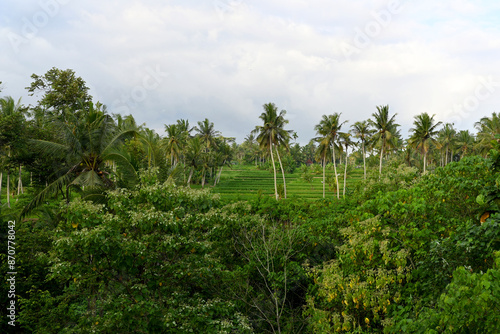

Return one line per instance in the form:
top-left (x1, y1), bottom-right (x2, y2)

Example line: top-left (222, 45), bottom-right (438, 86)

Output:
top-left (1, 0), bottom-right (500, 145)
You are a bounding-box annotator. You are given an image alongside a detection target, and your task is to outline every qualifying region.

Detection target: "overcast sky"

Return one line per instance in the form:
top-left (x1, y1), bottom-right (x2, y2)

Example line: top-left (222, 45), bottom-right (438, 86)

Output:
top-left (1, 0), bottom-right (500, 144)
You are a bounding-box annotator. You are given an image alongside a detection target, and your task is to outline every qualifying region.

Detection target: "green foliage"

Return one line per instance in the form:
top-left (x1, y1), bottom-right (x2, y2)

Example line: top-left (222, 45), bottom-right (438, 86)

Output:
top-left (402, 250), bottom-right (500, 333)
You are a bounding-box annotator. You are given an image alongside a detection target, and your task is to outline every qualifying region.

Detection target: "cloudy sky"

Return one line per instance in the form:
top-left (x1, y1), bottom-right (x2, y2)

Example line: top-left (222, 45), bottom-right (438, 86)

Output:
top-left (1, 0), bottom-right (500, 144)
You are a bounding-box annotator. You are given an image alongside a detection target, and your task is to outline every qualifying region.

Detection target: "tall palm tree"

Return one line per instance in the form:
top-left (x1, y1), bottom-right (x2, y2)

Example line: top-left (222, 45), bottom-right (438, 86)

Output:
top-left (369, 105), bottom-right (399, 177)
top-left (314, 113), bottom-right (346, 199)
top-left (21, 103), bottom-right (137, 217)
top-left (455, 130), bottom-right (475, 160)
top-left (339, 133), bottom-right (356, 197)
top-left (163, 124), bottom-right (185, 167)
top-left (475, 112), bottom-right (500, 155)
top-left (195, 118), bottom-right (221, 152)
top-left (408, 113), bottom-right (442, 173)
top-left (0, 96), bottom-right (25, 208)
top-left (185, 137), bottom-right (203, 185)
top-left (253, 103), bottom-right (292, 200)
top-left (437, 123), bottom-right (456, 166)
top-left (315, 140), bottom-right (330, 198)
top-left (351, 120), bottom-right (373, 179)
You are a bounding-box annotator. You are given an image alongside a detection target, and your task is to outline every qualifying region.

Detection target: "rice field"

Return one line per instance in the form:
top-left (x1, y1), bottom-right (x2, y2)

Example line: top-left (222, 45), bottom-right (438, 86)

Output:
top-left (211, 164), bottom-right (364, 201)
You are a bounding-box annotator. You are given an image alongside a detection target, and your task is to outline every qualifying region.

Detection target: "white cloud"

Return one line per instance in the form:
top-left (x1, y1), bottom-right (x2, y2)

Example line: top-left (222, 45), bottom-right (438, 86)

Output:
top-left (1, 0), bottom-right (499, 143)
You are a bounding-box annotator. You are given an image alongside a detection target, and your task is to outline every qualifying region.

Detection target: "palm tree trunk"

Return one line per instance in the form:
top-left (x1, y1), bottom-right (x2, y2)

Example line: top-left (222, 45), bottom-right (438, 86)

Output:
top-left (379, 145), bottom-right (384, 178)
top-left (269, 138), bottom-right (278, 200)
top-left (343, 148), bottom-right (348, 198)
top-left (275, 146), bottom-right (287, 199)
top-left (18, 164), bottom-right (23, 195)
top-left (423, 152), bottom-right (427, 173)
top-left (7, 170), bottom-right (10, 208)
top-left (445, 146), bottom-right (449, 165)
top-left (0, 171), bottom-right (2, 204)
top-left (333, 148), bottom-right (339, 199)
top-left (187, 167), bottom-right (194, 186)
top-left (322, 157), bottom-right (326, 198)
top-left (362, 141), bottom-right (366, 180)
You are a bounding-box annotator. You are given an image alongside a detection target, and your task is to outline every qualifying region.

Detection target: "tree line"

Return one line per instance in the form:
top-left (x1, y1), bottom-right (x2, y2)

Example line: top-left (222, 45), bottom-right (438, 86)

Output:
top-left (0, 67), bottom-right (499, 210)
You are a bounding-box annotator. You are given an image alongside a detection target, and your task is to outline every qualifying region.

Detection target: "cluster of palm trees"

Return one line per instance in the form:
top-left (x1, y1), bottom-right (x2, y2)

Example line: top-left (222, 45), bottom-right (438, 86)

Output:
top-left (162, 118), bottom-right (233, 187)
top-left (2, 92), bottom-right (500, 212)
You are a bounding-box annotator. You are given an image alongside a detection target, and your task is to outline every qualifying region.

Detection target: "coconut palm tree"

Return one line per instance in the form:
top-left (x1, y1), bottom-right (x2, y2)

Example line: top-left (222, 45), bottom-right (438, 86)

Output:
top-left (253, 103), bottom-right (293, 200)
top-left (21, 102), bottom-right (137, 217)
top-left (369, 105), bottom-right (399, 177)
top-left (185, 137), bottom-right (203, 185)
top-left (408, 113), bottom-right (442, 173)
top-left (195, 118), bottom-right (221, 152)
top-left (163, 123), bottom-right (185, 167)
top-left (475, 112), bottom-right (500, 155)
top-left (339, 133), bottom-right (356, 197)
top-left (315, 140), bottom-right (331, 198)
top-left (0, 96), bottom-right (26, 208)
top-left (314, 113), bottom-right (346, 199)
top-left (351, 120), bottom-right (373, 179)
top-left (455, 130), bottom-right (475, 160)
top-left (437, 123), bottom-right (456, 166)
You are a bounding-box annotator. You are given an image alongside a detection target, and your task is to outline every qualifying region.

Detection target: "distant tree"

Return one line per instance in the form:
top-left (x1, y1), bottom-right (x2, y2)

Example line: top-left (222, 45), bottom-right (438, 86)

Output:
top-left (351, 120), bottom-right (373, 179)
top-left (369, 105), bottom-right (399, 177)
top-left (475, 112), bottom-right (500, 155)
top-left (408, 113), bottom-right (442, 173)
top-left (339, 133), bottom-right (356, 197)
top-left (456, 130), bottom-right (475, 159)
top-left (314, 113), bottom-right (346, 199)
top-left (26, 67), bottom-right (92, 116)
top-left (438, 123), bottom-right (456, 166)
top-left (253, 103), bottom-right (292, 200)
top-left (0, 96), bottom-right (27, 207)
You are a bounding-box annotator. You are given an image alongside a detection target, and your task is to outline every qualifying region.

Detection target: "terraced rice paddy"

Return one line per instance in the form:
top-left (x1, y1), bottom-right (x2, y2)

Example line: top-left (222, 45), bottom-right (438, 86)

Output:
top-left (211, 164), bottom-right (364, 201)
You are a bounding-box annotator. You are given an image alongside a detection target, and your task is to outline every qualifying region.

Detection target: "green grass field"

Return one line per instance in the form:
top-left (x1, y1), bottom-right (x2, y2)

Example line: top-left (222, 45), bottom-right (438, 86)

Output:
top-left (210, 164), bottom-right (364, 201)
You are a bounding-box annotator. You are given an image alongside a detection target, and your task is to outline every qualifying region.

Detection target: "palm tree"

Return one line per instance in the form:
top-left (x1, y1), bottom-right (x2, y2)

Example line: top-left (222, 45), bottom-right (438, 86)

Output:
top-left (369, 105), bottom-right (399, 177)
top-left (253, 103), bottom-right (292, 200)
top-left (0, 96), bottom-right (25, 208)
top-left (351, 120), bottom-right (373, 179)
top-left (21, 102), bottom-right (137, 217)
top-left (437, 123), bottom-right (456, 166)
top-left (163, 124), bottom-right (185, 167)
top-left (455, 130), bottom-right (475, 160)
top-left (475, 112), bottom-right (500, 155)
top-left (195, 118), bottom-right (221, 152)
top-left (408, 113), bottom-right (442, 173)
top-left (339, 133), bottom-right (356, 197)
top-left (185, 137), bottom-right (203, 185)
top-left (315, 140), bottom-right (331, 198)
top-left (314, 113), bottom-right (346, 199)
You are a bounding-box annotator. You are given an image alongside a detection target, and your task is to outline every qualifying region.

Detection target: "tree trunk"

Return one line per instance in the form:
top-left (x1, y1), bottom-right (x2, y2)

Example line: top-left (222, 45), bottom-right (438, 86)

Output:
top-left (379, 144), bottom-right (384, 178)
top-left (7, 170), bottom-right (10, 208)
top-left (423, 152), bottom-right (427, 173)
top-left (269, 137), bottom-right (278, 200)
top-left (18, 164), bottom-right (23, 196)
top-left (187, 167), bottom-right (194, 186)
top-left (343, 147), bottom-right (348, 198)
top-left (275, 146), bottom-right (287, 199)
top-left (333, 148), bottom-right (339, 199)
top-left (0, 172), bottom-right (2, 204)
top-left (362, 141), bottom-right (366, 180)
top-left (322, 157), bottom-right (325, 198)
top-left (445, 146), bottom-right (449, 165)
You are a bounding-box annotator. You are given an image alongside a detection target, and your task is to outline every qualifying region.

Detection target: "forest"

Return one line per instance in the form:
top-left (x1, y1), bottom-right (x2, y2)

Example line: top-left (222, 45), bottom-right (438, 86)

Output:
top-left (1, 67), bottom-right (500, 333)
